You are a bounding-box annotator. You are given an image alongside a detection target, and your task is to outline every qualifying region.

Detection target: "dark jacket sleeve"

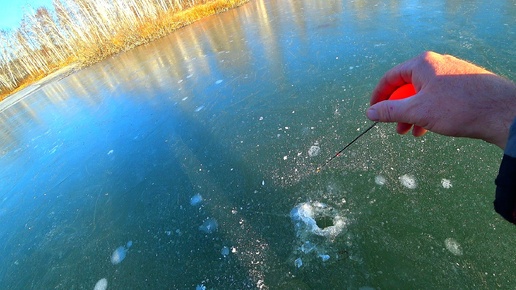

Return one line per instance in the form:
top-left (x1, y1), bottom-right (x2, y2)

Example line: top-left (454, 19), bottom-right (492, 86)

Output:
top-left (494, 117), bottom-right (516, 224)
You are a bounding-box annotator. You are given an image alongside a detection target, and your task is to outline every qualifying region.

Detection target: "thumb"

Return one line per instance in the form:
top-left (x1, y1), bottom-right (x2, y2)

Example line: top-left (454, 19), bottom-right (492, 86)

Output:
top-left (366, 100), bottom-right (412, 123)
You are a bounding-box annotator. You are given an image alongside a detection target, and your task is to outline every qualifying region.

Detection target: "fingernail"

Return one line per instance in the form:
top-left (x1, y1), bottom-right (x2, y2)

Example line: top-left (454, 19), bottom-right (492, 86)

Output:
top-left (366, 108), bottom-right (379, 121)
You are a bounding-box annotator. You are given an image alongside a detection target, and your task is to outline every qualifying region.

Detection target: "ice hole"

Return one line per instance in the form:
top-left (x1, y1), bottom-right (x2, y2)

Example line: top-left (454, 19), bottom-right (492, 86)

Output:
top-left (315, 216), bottom-right (334, 229)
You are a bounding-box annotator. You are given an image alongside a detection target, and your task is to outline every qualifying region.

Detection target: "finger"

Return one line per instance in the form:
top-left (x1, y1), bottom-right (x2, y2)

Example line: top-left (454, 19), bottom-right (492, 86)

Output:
top-left (412, 125), bottom-right (428, 137)
top-left (370, 59), bottom-right (416, 105)
top-left (397, 122), bottom-right (412, 135)
top-left (371, 74), bottom-right (408, 105)
top-left (366, 99), bottom-right (414, 123)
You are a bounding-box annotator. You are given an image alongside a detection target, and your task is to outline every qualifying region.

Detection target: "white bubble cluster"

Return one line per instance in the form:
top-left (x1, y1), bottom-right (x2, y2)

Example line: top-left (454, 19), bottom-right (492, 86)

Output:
top-left (110, 249), bottom-right (123, 264)
top-left (444, 238), bottom-right (463, 256)
top-left (374, 175), bottom-right (386, 186)
top-left (221, 246), bottom-right (230, 257)
top-left (441, 178), bottom-right (452, 189)
top-left (291, 202), bottom-right (347, 240)
top-left (190, 193), bottom-right (203, 206)
top-left (294, 257), bottom-right (303, 268)
top-left (199, 218), bottom-right (218, 234)
top-left (399, 174), bottom-right (417, 189)
top-left (94, 278), bottom-right (108, 290)
top-left (110, 240), bottom-right (132, 265)
top-left (308, 145), bottom-right (320, 157)
top-left (290, 201), bottom-right (348, 268)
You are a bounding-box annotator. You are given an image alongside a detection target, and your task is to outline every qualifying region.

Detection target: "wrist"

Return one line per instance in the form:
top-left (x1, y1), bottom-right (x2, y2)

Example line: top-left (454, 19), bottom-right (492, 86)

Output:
top-left (504, 117), bottom-right (516, 157)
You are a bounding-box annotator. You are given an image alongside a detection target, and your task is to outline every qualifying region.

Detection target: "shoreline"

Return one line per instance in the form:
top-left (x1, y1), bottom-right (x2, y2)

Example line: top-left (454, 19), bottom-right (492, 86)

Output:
top-left (0, 65), bottom-right (79, 113)
top-left (0, 0), bottom-right (250, 104)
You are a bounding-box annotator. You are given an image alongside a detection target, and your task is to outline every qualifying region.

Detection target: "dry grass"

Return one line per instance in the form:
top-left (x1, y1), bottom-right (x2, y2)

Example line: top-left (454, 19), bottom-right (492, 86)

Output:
top-left (0, 0), bottom-right (250, 100)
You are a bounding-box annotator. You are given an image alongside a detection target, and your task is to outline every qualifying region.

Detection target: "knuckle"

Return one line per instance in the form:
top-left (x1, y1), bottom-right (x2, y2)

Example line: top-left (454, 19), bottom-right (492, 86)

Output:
top-left (384, 103), bottom-right (395, 122)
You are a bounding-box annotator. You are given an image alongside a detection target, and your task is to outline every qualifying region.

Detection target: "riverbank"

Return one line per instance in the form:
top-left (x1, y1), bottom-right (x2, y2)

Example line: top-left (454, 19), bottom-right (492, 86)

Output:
top-left (0, 0), bottom-right (250, 102)
top-left (0, 65), bottom-right (79, 113)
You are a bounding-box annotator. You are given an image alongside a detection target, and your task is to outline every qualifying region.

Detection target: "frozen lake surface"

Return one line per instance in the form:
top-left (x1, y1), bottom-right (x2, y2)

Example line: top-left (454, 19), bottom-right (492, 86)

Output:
top-left (0, 0), bottom-right (515, 288)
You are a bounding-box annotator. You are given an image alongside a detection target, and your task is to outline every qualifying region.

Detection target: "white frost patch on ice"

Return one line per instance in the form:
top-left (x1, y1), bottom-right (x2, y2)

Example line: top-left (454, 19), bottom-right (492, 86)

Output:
top-left (441, 178), bottom-right (452, 189)
top-left (215, 80), bottom-right (223, 85)
top-left (375, 175), bottom-right (386, 186)
top-left (308, 144), bottom-right (321, 157)
top-left (399, 174), bottom-right (417, 189)
top-left (199, 218), bottom-right (218, 233)
top-left (444, 238), bottom-right (463, 256)
top-left (94, 278), bottom-right (108, 290)
top-left (110, 241), bottom-right (132, 265)
top-left (195, 105), bottom-right (204, 112)
top-left (190, 193), bottom-right (203, 206)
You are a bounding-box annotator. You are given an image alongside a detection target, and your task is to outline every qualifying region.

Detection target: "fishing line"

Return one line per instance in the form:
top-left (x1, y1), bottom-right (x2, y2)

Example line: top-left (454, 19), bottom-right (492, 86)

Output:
top-left (315, 83), bottom-right (417, 173)
top-left (316, 121), bottom-right (378, 173)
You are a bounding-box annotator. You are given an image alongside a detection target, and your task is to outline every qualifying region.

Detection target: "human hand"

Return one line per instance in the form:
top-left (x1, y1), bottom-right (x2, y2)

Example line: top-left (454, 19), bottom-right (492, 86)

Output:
top-left (366, 51), bottom-right (516, 149)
